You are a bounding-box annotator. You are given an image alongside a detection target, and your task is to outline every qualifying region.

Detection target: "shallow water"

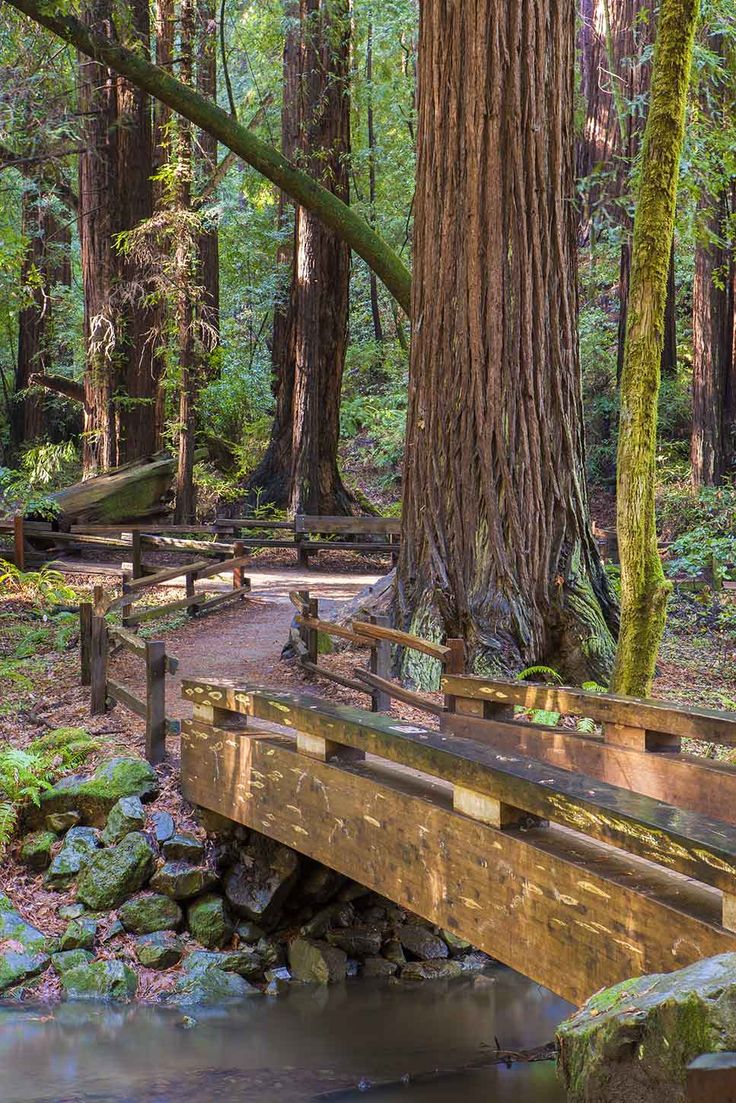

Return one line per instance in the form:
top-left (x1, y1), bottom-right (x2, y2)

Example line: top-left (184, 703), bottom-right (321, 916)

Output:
top-left (0, 969), bottom-right (570, 1103)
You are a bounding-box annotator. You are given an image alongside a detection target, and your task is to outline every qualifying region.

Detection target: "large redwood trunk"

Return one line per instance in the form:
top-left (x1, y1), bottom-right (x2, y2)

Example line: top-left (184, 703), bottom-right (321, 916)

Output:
top-left (397, 0), bottom-right (618, 685)
top-left (15, 191), bottom-right (72, 443)
top-left (78, 0), bottom-right (159, 473)
top-left (249, 0), bottom-right (354, 516)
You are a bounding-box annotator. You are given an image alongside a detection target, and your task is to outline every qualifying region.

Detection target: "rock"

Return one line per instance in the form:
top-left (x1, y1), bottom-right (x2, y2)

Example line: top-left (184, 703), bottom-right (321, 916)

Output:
top-left (77, 832), bottom-right (156, 910)
top-left (149, 861), bottom-right (218, 901)
top-left (20, 830), bottom-right (57, 871)
top-left (59, 918), bottom-right (97, 952)
top-left (382, 939), bottom-right (406, 966)
top-left (224, 837), bottom-right (299, 924)
top-left (288, 938), bottom-right (347, 985)
top-left (150, 811), bottom-right (175, 842)
top-left (44, 827), bottom-right (101, 890)
top-left (46, 811), bottom-right (81, 833)
top-left (300, 865), bottom-right (344, 905)
top-left (300, 902), bottom-right (354, 940)
top-left (163, 834), bottom-right (204, 863)
top-left (0, 950), bottom-right (49, 993)
top-left (119, 893), bottom-right (183, 934)
top-left (0, 895), bottom-right (52, 955)
top-left (441, 929), bottom-right (472, 954)
top-left (557, 953), bottom-right (736, 1103)
top-left (187, 894), bottom-right (234, 949)
top-left (400, 960), bottom-right (463, 981)
top-left (185, 949), bottom-right (264, 980)
top-left (458, 951), bottom-right (495, 973)
top-left (61, 960), bottom-right (138, 1001)
top-left (360, 957), bottom-right (398, 978)
top-left (58, 903), bottom-right (86, 921)
top-left (255, 937), bottom-right (282, 970)
top-left (101, 796), bottom-right (146, 845)
top-left (51, 949), bottom-right (94, 974)
top-left (37, 757), bottom-right (159, 827)
top-left (398, 925), bottom-right (449, 961)
top-left (170, 966), bottom-right (260, 1005)
top-left (236, 921), bottom-right (265, 944)
top-left (264, 966), bottom-right (292, 996)
top-left (326, 926), bottom-right (382, 958)
top-left (100, 920), bottom-right (125, 943)
top-left (134, 932), bottom-right (184, 970)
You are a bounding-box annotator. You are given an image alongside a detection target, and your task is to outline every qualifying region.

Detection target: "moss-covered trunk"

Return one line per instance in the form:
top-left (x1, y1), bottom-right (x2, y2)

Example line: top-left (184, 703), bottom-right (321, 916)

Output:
top-left (611, 0), bottom-right (699, 696)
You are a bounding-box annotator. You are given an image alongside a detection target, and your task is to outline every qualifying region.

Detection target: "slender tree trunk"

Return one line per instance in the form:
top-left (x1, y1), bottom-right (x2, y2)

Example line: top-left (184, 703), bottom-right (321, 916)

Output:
top-left (366, 21), bottom-right (383, 346)
top-left (397, 0), bottom-right (618, 687)
top-left (612, 0), bottom-right (698, 696)
top-left (196, 0), bottom-right (219, 340)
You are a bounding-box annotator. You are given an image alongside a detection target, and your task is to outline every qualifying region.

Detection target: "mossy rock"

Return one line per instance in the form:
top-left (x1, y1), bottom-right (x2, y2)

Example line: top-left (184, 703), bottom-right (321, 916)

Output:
top-left (61, 959), bottom-right (138, 1001)
top-left (184, 948), bottom-right (264, 981)
top-left (400, 960), bottom-right (463, 981)
top-left (187, 894), bottom-right (234, 949)
top-left (20, 830), bottom-right (57, 871)
top-left (162, 834), bottom-right (204, 863)
top-left (134, 931), bottom-right (184, 970)
top-left (149, 861), bottom-right (218, 901)
top-left (77, 832), bottom-right (156, 910)
top-left (51, 949), bottom-right (94, 974)
top-left (34, 757), bottom-right (159, 828)
top-left (59, 918), bottom-right (97, 952)
top-left (0, 950), bottom-right (49, 993)
top-left (119, 893), bottom-right (182, 935)
top-left (46, 811), bottom-right (81, 834)
top-left (288, 938), bottom-right (347, 984)
top-left (557, 953), bottom-right (736, 1103)
top-left (170, 964), bottom-right (260, 1006)
top-left (44, 827), bottom-right (102, 890)
top-left (101, 796), bottom-right (146, 846)
top-left (0, 896), bottom-right (53, 955)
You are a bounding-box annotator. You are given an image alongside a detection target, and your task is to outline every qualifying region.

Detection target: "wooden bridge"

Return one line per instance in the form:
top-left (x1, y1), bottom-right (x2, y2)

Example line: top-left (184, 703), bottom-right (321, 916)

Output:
top-left (180, 674), bottom-right (736, 1007)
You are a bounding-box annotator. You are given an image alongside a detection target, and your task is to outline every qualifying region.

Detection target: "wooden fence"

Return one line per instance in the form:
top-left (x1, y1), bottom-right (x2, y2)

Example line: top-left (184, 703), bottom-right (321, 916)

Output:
top-left (289, 591), bottom-right (464, 714)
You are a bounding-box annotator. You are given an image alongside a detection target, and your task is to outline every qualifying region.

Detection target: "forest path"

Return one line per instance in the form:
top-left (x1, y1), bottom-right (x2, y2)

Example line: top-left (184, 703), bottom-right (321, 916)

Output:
top-left (112, 563), bottom-right (383, 721)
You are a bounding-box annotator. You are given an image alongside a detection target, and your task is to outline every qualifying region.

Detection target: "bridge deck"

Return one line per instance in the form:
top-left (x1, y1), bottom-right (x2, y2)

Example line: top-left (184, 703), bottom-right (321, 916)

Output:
top-left (181, 678), bottom-right (736, 1006)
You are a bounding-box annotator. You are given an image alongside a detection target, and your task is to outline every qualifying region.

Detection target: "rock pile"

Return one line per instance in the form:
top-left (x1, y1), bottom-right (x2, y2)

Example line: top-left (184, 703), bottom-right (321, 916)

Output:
top-left (1, 755), bottom-right (494, 1004)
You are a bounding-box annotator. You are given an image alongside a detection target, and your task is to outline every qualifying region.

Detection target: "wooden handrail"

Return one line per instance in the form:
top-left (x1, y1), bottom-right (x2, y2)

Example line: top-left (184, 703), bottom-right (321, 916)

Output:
top-left (352, 620), bottom-right (451, 662)
top-left (296, 614), bottom-right (373, 647)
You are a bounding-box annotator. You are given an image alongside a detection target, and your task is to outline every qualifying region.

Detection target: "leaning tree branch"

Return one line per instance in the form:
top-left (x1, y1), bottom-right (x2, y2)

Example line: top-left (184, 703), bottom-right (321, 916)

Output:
top-left (2, 0), bottom-right (412, 314)
top-left (28, 372), bottom-right (85, 404)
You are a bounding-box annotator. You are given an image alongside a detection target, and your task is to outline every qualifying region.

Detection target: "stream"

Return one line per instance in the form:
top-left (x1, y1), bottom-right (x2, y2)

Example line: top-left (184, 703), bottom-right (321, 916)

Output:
top-left (0, 968), bottom-right (569, 1103)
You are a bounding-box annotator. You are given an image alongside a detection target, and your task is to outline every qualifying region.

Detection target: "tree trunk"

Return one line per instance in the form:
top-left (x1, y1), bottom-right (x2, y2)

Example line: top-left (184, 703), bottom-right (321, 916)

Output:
top-left (15, 191), bottom-right (72, 444)
top-left (612, 0), bottom-right (698, 696)
top-left (397, 0), bottom-right (618, 687)
top-left (366, 22), bottom-right (383, 346)
top-left (250, 0), bottom-right (355, 517)
top-left (196, 0), bottom-right (219, 340)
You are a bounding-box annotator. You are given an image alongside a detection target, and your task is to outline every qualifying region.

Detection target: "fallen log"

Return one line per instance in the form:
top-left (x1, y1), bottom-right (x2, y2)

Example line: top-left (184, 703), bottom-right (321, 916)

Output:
top-left (36, 453), bottom-right (178, 528)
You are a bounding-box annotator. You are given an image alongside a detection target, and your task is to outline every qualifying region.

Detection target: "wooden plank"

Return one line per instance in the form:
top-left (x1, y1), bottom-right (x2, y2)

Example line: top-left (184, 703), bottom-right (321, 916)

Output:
top-left (139, 534), bottom-right (235, 555)
top-left (295, 541), bottom-right (396, 552)
top-left (295, 615), bottom-right (374, 647)
top-left (0, 519), bottom-right (52, 533)
top-left (441, 711), bottom-right (736, 825)
top-left (13, 514), bottom-right (24, 571)
top-left (180, 681), bottom-right (736, 895)
top-left (89, 599), bottom-right (108, 715)
top-left (71, 524), bottom-right (215, 535)
top-left (215, 517), bottom-right (295, 531)
top-left (107, 678), bottom-right (147, 719)
top-left (145, 640), bottom-right (167, 765)
top-left (179, 722), bottom-right (736, 1006)
top-left (295, 515), bottom-right (402, 535)
top-left (687, 1054), bottom-right (736, 1102)
top-left (79, 603), bottom-right (92, 686)
top-left (353, 668), bottom-right (445, 716)
top-left (30, 531), bottom-right (132, 549)
top-left (352, 620), bottom-right (451, 662)
top-left (194, 555), bottom-right (252, 583)
top-left (108, 625), bottom-right (148, 659)
top-left (440, 675), bottom-right (736, 745)
top-left (300, 658), bottom-right (372, 695)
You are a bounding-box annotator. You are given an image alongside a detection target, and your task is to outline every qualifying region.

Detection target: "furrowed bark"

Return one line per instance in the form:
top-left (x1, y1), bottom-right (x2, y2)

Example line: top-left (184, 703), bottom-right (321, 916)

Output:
top-left (612, 0), bottom-right (699, 696)
top-left (2, 0), bottom-right (411, 314)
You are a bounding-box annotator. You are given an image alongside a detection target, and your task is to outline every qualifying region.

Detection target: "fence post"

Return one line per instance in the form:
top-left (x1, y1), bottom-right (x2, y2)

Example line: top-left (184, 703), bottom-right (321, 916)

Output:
top-left (186, 569), bottom-right (199, 616)
top-left (131, 530), bottom-right (143, 579)
top-left (370, 614), bottom-right (391, 712)
top-left (79, 602), bottom-right (93, 686)
top-left (232, 540), bottom-right (250, 594)
top-left (443, 638), bottom-right (465, 715)
top-left (145, 639), bottom-right (167, 765)
top-left (687, 1053), bottom-right (736, 1101)
top-left (121, 569), bottom-right (133, 628)
top-left (13, 513), bottom-right (25, 571)
top-left (306, 596), bottom-right (319, 664)
top-left (89, 593), bottom-right (108, 716)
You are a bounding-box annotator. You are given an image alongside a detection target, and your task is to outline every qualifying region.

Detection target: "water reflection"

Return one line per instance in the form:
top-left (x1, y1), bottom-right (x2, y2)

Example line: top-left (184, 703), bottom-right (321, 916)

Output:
top-left (0, 968), bottom-right (570, 1102)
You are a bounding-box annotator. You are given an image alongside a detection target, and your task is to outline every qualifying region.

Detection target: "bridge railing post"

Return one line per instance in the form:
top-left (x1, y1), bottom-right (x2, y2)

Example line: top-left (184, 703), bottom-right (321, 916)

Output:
top-left (89, 586), bottom-right (109, 717)
top-left (687, 1053), bottom-right (736, 1102)
top-left (369, 615), bottom-right (391, 712)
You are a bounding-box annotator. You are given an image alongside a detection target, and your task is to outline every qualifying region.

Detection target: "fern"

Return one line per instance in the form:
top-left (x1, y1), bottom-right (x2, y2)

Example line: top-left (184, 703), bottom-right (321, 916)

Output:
top-left (0, 559), bottom-right (80, 607)
top-left (517, 664), bottom-right (563, 685)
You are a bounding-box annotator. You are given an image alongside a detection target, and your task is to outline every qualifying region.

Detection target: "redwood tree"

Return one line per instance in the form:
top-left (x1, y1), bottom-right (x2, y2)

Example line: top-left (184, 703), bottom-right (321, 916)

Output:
top-left (397, 0), bottom-right (618, 685)
top-left (249, 0), bottom-right (355, 516)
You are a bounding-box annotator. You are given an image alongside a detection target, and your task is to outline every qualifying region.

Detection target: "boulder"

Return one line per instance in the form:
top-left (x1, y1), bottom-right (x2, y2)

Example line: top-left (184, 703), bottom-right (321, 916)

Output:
top-left (101, 796), bottom-right (146, 845)
top-left (458, 951), bottom-right (495, 973)
top-left (187, 894), bottom-right (234, 949)
top-left (58, 903), bottom-right (85, 921)
top-left (264, 966), bottom-right (292, 996)
top-left (441, 929), bottom-right (473, 954)
top-left (149, 861), bottom-right (218, 901)
top-left (288, 938), bottom-right (347, 984)
top-left (59, 918), bottom-right (97, 952)
top-left (360, 957), bottom-right (398, 978)
top-left (224, 837), bottom-right (299, 924)
top-left (170, 965), bottom-right (260, 1005)
top-left (400, 960), bottom-right (463, 981)
top-left (382, 939), bottom-right (406, 966)
top-left (46, 811), bottom-right (81, 833)
top-left (0, 895), bottom-right (52, 955)
top-left (326, 926), bottom-right (382, 958)
top-left (163, 834), bottom-right (204, 863)
top-left (119, 893), bottom-right (182, 934)
top-left (185, 949), bottom-right (264, 981)
top-left (36, 757), bottom-right (158, 827)
top-left (134, 931), bottom-right (184, 970)
top-left (61, 960), bottom-right (138, 1001)
top-left (236, 921), bottom-right (266, 944)
top-left (398, 925), bottom-right (449, 961)
top-left (0, 950), bottom-right (49, 993)
top-left (150, 811), bottom-right (175, 843)
top-left (557, 953), bottom-right (736, 1103)
top-left (44, 827), bottom-right (101, 890)
top-left (77, 832), bottom-right (156, 910)
top-left (51, 949), bottom-right (94, 974)
top-left (20, 830), bottom-right (57, 871)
